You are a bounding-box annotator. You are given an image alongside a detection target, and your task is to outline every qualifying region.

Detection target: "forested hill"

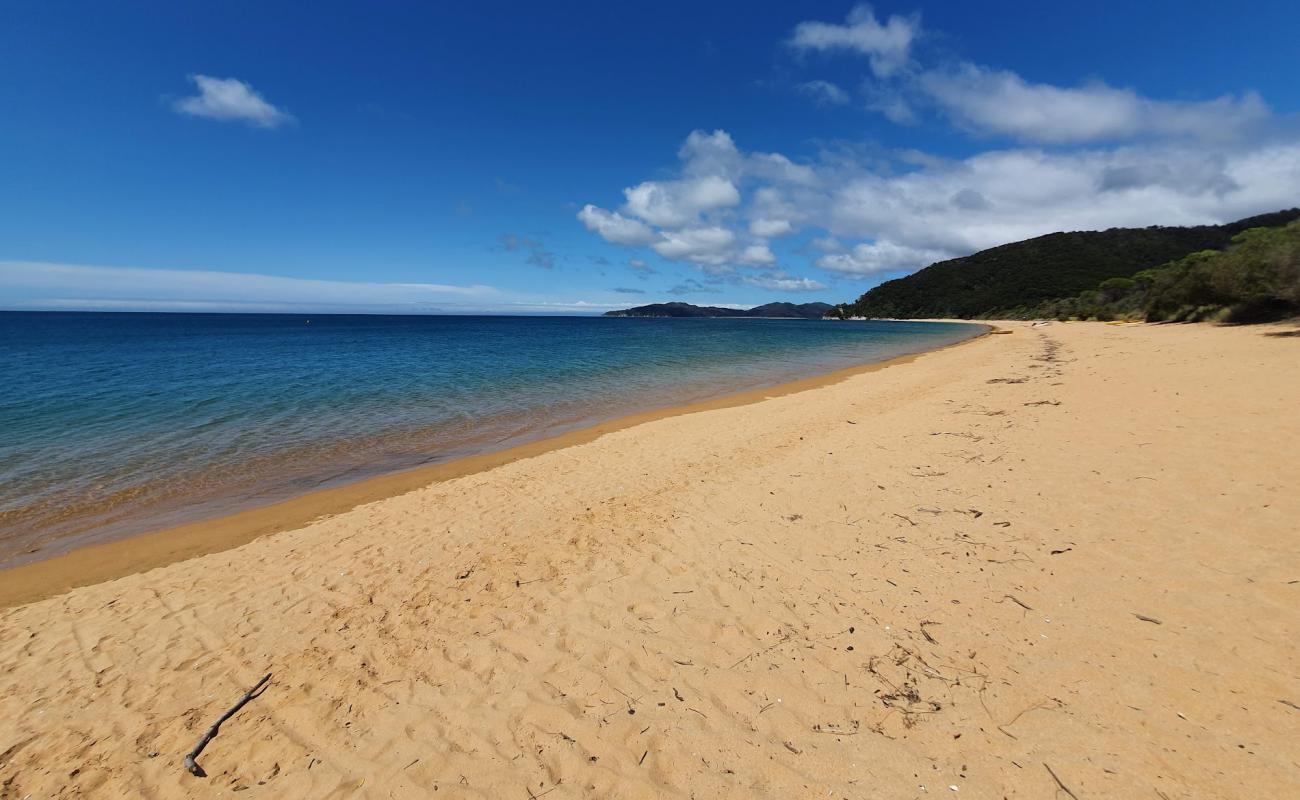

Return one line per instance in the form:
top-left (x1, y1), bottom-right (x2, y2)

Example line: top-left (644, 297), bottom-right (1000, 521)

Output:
top-left (605, 301), bottom-right (833, 319)
top-left (828, 209), bottom-right (1300, 320)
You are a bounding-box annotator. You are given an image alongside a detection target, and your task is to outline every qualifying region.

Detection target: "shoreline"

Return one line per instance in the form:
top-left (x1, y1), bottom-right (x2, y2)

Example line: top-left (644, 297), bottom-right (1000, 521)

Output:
top-left (0, 323), bottom-right (990, 608)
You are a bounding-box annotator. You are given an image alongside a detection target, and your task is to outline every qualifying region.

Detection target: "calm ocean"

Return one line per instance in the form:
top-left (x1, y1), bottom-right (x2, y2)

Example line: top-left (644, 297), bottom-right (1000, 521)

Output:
top-left (0, 312), bottom-right (982, 565)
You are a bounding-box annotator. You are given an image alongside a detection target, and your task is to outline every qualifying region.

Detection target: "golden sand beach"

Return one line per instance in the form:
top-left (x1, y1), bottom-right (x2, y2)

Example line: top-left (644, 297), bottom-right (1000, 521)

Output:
top-left (1, 321), bottom-right (1297, 798)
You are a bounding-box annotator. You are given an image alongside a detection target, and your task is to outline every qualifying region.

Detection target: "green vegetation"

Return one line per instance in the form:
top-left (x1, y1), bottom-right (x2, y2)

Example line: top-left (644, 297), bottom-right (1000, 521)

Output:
top-left (828, 209), bottom-right (1300, 321)
top-left (1025, 221), bottom-right (1300, 323)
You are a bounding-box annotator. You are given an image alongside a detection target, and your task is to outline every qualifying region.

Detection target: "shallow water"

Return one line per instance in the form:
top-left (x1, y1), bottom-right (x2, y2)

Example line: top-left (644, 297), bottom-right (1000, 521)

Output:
top-left (0, 312), bottom-right (982, 565)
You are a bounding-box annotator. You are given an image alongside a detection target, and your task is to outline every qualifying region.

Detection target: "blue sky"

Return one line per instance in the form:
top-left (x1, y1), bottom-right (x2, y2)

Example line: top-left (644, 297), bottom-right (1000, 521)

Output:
top-left (2, 1), bottom-right (1297, 313)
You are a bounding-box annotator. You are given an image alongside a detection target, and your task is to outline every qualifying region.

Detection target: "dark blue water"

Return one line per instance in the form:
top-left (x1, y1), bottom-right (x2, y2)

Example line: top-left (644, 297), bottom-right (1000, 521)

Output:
top-left (0, 312), bottom-right (983, 564)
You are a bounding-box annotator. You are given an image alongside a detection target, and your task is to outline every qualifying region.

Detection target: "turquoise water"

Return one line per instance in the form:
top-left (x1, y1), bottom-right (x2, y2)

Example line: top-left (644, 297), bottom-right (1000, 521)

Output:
top-left (0, 312), bottom-right (983, 564)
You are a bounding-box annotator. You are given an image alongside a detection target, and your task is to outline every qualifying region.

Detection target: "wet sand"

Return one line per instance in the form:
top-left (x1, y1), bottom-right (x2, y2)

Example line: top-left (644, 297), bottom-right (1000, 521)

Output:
top-left (1, 320), bottom-right (1297, 798)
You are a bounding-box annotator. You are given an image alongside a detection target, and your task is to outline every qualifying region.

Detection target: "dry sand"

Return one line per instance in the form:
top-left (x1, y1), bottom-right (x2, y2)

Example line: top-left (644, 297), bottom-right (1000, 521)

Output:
top-left (1, 321), bottom-right (1298, 799)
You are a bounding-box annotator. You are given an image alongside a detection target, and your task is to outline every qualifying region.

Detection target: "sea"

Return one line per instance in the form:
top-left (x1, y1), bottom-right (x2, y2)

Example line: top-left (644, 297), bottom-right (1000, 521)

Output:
top-left (0, 312), bottom-right (983, 566)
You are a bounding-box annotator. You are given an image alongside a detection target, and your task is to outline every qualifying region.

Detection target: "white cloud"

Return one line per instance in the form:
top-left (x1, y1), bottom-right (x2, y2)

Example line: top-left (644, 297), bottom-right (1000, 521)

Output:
top-left (744, 274), bottom-right (827, 292)
top-left (578, 129), bottom-right (1300, 283)
top-left (790, 5), bottom-right (919, 78)
top-left (579, 130), bottom-right (829, 272)
top-left (798, 80), bottom-right (850, 106)
top-left (917, 64), bottom-right (1270, 143)
top-left (579, 5), bottom-right (1293, 284)
top-left (817, 241), bottom-right (951, 276)
top-left (678, 129), bottom-right (745, 179)
top-left (576, 9), bottom-right (1285, 286)
top-left (0, 261), bottom-right (495, 308)
top-left (824, 141), bottom-right (1300, 257)
top-left (749, 218), bottom-right (794, 237)
top-left (0, 261), bottom-right (692, 314)
top-left (628, 257), bottom-right (655, 276)
top-left (173, 75), bottom-right (293, 129)
top-left (577, 204), bottom-right (658, 246)
top-left (623, 175), bottom-right (741, 227)
top-left (652, 226), bottom-right (736, 265)
top-left (790, 7), bottom-right (1274, 148)
top-left (739, 244), bottom-right (777, 266)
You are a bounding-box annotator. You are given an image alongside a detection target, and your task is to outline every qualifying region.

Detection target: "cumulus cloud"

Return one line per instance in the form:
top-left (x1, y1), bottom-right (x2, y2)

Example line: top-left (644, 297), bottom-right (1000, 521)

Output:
top-left (577, 130), bottom-right (1300, 285)
top-left (623, 175), bottom-right (741, 227)
top-left (652, 226), bottom-right (736, 265)
top-left (576, 130), bottom-right (823, 296)
top-left (823, 141), bottom-right (1300, 256)
top-left (749, 218), bottom-right (794, 237)
top-left (577, 204), bottom-right (657, 246)
top-left (791, 7), bottom-right (1274, 147)
top-left (578, 10), bottom-right (1293, 288)
top-left (798, 80), bottom-right (850, 106)
top-left (790, 5), bottom-right (918, 78)
top-left (739, 244), bottom-right (777, 266)
top-left (817, 241), bottom-right (951, 276)
top-left (173, 75), bottom-right (293, 128)
top-left (918, 65), bottom-right (1271, 143)
top-left (576, 9), bottom-right (1294, 286)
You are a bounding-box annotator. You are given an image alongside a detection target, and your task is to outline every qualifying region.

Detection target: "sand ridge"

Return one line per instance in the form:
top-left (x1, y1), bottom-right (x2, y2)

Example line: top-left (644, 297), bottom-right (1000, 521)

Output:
top-left (1, 321), bottom-right (1297, 798)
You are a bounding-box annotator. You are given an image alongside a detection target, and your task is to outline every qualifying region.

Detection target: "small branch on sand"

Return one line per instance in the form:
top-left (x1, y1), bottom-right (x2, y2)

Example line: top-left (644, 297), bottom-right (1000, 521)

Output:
top-left (1133, 613), bottom-right (1163, 625)
top-left (919, 621), bottom-right (940, 645)
top-left (184, 673), bottom-right (272, 777)
top-left (1043, 762), bottom-right (1081, 800)
top-left (1002, 595), bottom-right (1034, 611)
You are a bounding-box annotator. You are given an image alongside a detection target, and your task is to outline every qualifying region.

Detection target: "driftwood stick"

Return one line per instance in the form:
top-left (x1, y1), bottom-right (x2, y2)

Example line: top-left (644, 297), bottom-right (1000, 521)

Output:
top-left (1043, 762), bottom-right (1080, 800)
top-left (184, 673), bottom-right (272, 777)
top-left (1003, 594), bottom-right (1034, 611)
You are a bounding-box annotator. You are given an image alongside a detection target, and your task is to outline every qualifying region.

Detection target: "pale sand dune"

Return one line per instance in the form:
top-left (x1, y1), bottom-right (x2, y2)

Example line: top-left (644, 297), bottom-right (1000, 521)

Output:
top-left (1, 321), bottom-right (1298, 798)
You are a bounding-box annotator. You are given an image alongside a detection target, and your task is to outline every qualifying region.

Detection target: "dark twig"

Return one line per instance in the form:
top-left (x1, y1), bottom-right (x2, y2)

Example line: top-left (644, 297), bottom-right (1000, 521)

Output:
top-left (184, 673), bottom-right (272, 777)
top-left (1002, 594), bottom-right (1033, 611)
top-left (1043, 762), bottom-right (1080, 799)
top-left (1134, 613), bottom-right (1163, 625)
top-left (919, 621), bottom-right (939, 644)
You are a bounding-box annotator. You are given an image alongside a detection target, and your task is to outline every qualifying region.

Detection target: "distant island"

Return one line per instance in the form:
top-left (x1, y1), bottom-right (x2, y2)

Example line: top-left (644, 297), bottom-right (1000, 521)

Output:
top-left (605, 301), bottom-right (833, 319)
top-left (828, 208), bottom-right (1300, 323)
